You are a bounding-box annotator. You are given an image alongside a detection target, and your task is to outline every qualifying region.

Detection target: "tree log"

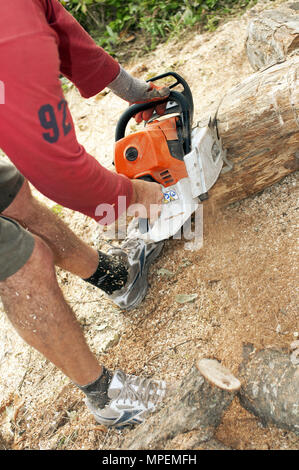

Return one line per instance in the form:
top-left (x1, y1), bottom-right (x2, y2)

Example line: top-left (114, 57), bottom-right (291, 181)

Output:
top-left (246, 3), bottom-right (299, 71)
top-left (121, 359), bottom-right (241, 450)
top-left (238, 346), bottom-right (299, 435)
top-left (207, 55), bottom-right (299, 208)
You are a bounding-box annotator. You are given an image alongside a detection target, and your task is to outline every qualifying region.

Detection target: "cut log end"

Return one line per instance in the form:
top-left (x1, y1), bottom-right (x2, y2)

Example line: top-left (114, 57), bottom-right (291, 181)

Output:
top-left (239, 348), bottom-right (299, 435)
top-left (196, 358), bottom-right (241, 392)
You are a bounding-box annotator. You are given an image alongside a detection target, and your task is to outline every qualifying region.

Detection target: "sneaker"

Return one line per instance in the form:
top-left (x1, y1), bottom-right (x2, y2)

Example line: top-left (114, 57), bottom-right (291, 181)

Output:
top-left (107, 237), bottom-right (164, 310)
top-left (86, 369), bottom-right (166, 428)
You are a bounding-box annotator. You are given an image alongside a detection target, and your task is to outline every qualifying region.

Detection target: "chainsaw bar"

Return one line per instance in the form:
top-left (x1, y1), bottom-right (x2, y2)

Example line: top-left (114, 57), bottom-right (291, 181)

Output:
top-left (184, 119), bottom-right (225, 199)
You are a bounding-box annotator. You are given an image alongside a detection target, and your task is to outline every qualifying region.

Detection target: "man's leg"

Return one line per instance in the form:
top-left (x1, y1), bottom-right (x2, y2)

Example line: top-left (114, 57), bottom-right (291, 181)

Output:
top-left (2, 179), bottom-right (99, 279)
top-left (0, 164), bottom-right (166, 426)
top-left (0, 216), bottom-right (166, 425)
top-left (3, 178), bottom-right (129, 294)
top-left (0, 215), bottom-right (114, 413)
top-left (2, 176), bottom-right (164, 305)
top-left (0, 162), bottom-right (111, 390)
top-left (0, 232), bottom-right (102, 386)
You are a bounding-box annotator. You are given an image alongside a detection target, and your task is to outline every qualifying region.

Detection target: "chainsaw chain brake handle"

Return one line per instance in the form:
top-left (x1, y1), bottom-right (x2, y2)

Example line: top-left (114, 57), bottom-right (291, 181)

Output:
top-left (115, 72), bottom-right (193, 155)
top-left (147, 71), bottom-right (194, 124)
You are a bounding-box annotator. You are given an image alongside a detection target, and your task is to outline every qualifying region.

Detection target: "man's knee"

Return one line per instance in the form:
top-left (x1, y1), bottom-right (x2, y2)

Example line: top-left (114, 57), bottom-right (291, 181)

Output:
top-left (2, 179), bottom-right (33, 221)
top-left (22, 235), bottom-right (55, 275)
top-left (0, 232), bottom-right (55, 293)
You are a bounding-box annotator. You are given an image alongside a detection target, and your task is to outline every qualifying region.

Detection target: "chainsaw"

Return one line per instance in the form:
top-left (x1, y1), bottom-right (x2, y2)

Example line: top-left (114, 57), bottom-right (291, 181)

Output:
top-left (114, 72), bottom-right (228, 242)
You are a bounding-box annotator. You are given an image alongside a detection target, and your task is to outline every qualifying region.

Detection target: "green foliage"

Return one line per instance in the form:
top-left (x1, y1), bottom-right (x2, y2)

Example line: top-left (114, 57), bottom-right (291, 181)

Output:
top-left (60, 0), bottom-right (256, 55)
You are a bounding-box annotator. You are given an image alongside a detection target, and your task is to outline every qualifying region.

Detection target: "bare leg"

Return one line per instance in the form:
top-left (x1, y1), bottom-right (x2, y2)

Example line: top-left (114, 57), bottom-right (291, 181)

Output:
top-left (2, 180), bottom-right (98, 279)
top-left (0, 234), bottom-right (102, 386)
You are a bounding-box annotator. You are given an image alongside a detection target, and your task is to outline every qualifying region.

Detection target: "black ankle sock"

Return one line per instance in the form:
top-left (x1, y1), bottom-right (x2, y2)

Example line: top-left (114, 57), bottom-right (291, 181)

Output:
top-left (83, 251), bottom-right (128, 295)
top-left (78, 367), bottom-right (113, 409)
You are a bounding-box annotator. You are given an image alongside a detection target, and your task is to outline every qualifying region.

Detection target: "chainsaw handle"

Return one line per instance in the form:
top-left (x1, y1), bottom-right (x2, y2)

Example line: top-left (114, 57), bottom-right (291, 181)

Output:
top-left (147, 71), bottom-right (194, 122)
top-left (115, 90), bottom-right (192, 154)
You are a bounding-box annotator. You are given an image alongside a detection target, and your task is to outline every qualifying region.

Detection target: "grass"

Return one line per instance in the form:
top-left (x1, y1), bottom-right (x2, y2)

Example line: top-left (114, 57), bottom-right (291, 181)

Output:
top-left (62, 0), bottom-right (260, 61)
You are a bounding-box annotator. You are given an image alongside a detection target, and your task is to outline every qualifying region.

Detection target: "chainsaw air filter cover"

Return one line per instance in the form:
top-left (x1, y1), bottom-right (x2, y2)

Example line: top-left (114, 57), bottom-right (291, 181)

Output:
top-left (114, 115), bottom-right (189, 187)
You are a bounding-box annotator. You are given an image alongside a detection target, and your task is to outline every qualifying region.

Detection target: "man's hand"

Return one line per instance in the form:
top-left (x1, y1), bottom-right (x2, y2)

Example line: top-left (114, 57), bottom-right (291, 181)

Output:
top-left (130, 82), bottom-right (170, 123)
top-left (108, 67), bottom-right (170, 123)
top-left (129, 179), bottom-right (163, 223)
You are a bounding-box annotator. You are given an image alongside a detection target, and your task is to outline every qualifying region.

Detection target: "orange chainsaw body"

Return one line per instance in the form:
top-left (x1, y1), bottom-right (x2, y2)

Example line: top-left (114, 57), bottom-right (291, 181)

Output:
top-left (114, 116), bottom-right (188, 187)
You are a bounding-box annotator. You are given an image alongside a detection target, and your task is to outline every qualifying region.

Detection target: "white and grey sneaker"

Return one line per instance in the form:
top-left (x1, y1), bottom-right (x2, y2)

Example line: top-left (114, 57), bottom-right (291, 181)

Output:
top-left (107, 238), bottom-right (164, 310)
top-left (86, 370), bottom-right (166, 428)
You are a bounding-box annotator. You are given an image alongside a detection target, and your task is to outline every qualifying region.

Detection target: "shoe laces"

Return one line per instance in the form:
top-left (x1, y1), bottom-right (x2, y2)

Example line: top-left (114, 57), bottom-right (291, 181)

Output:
top-left (114, 370), bottom-right (161, 409)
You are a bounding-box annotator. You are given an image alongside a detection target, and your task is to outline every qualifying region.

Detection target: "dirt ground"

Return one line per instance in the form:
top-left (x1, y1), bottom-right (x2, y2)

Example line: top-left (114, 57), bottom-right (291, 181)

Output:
top-left (0, 0), bottom-right (298, 450)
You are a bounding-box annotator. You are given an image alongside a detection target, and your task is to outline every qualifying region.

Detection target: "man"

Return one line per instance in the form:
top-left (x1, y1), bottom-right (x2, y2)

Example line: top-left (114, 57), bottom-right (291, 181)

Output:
top-left (0, 0), bottom-right (169, 428)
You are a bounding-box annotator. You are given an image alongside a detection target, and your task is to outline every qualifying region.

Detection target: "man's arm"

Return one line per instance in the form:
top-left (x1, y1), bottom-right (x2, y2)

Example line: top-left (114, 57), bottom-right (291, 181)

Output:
top-left (43, 1), bottom-right (169, 113)
top-left (0, 0), bottom-right (163, 224)
top-left (42, 0), bottom-right (121, 98)
top-left (0, 18), bottom-right (131, 224)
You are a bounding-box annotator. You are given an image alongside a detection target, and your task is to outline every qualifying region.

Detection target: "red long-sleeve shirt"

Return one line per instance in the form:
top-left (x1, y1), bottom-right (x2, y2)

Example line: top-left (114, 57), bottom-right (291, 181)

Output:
top-left (0, 0), bottom-right (133, 223)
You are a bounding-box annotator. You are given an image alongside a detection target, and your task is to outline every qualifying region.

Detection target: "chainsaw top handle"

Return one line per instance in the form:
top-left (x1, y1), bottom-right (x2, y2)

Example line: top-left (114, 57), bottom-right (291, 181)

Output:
top-left (147, 71), bottom-right (194, 122)
top-left (115, 90), bottom-right (192, 154)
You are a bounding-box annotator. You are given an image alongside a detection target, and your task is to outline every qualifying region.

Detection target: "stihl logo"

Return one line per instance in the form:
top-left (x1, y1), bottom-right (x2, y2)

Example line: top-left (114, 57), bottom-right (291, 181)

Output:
top-left (0, 81), bottom-right (5, 104)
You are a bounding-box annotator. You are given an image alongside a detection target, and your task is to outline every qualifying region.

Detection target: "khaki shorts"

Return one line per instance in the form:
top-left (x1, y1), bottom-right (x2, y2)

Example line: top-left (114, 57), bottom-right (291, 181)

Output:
top-left (0, 160), bottom-right (35, 281)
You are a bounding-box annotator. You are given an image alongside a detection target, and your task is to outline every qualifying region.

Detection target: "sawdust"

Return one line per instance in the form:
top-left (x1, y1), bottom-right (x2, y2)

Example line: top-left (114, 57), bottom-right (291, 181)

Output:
top-left (0, 0), bottom-right (298, 450)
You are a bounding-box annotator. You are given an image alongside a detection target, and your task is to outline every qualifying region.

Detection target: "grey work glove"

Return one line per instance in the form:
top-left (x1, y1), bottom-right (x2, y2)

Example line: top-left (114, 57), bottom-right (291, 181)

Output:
top-left (108, 66), bottom-right (170, 123)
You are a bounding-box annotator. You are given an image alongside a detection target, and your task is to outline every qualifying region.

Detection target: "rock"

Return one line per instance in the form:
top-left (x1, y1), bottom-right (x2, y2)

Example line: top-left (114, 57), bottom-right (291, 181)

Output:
top-left (238, 347), bottom-right (299, 435)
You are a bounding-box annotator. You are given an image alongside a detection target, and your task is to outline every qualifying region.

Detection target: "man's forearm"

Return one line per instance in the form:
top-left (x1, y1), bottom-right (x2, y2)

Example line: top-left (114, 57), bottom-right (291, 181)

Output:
top-left (0, 3), bottom-right (132, 225)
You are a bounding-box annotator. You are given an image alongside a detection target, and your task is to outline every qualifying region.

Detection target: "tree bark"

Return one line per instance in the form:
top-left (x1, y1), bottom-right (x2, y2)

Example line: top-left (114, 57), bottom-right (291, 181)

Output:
top-left (246, 3), bottom-right (299, 71)
top-left (121, 359), bottom-right (241, 450)
top-left (238, 346), bottom-right (299, 435)
top-left (207, 55), bottom-right (299, 208)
